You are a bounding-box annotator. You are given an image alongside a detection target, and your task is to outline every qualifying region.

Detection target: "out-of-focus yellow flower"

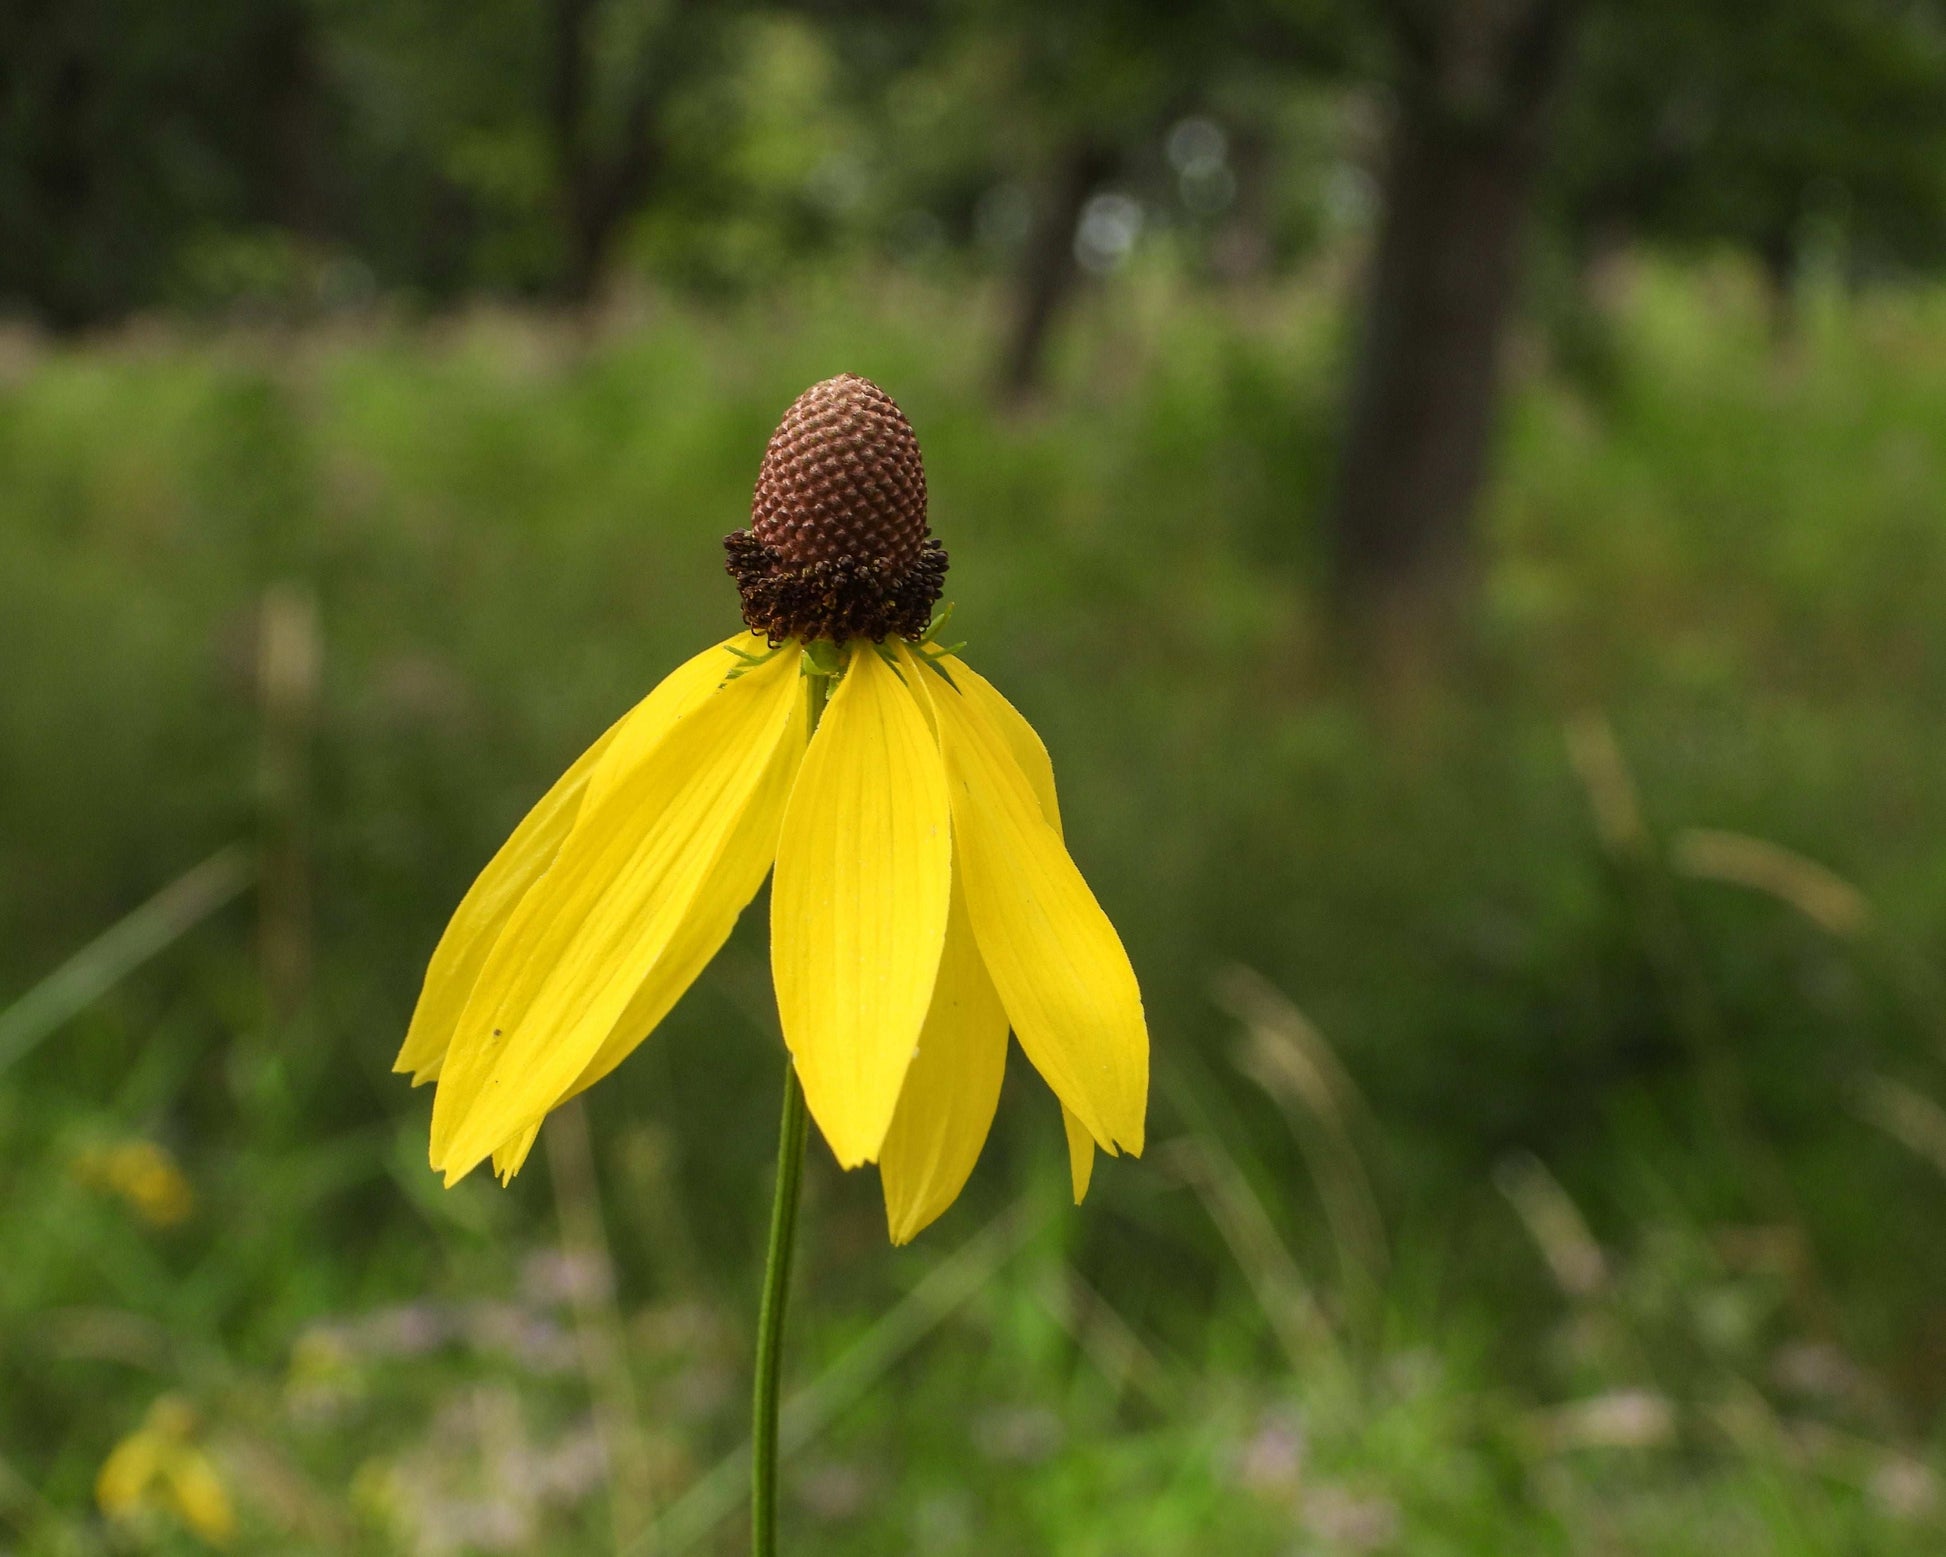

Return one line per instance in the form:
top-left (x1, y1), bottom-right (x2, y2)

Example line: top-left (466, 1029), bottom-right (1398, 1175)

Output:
top-left (73, 1139), bottom-right (195, 1226)
top-left (97, 1395), bottom-right (235, 1545)
top-left (350, 1457), bottom-right (398, 1520)
top-left (397, 375), bottom-right (1149, 1242)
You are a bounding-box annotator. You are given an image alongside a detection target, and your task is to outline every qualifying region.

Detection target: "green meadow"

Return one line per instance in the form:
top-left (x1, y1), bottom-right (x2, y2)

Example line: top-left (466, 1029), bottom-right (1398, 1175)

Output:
top-left (4, 261), bottom-right (1946, 1552)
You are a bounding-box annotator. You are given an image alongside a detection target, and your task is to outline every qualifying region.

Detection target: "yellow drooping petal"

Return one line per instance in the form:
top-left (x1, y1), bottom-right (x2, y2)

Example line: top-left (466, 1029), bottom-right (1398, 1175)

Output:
top-left (943, 656), bottom-right (1062, 833)
top-left (491, 1123), bottom-right (541, 1184)
top-left (1062, 1105), bottom-right (1096, 1204)
top-left (394, 634), bottom-right (754, 1085)
top-left (546, 682), bottom-right (806, 1109)
top-left (878, 883), bottom-right (1009, 1243)
top-left (583, 633), bottom-right (772, 812)
top-left (772, 648), bottom-right (952, 1168)
top-left (942, 657), bottom-right (1097, 1196)
top-left (432, 646), bottom-right (803, 1183)
top-left (913, 645), bottom-right (1147, 1157)
top-left (485, 665), bottom-right (809, 1181)
top-left (393, 727), bottom-right (618, 1087)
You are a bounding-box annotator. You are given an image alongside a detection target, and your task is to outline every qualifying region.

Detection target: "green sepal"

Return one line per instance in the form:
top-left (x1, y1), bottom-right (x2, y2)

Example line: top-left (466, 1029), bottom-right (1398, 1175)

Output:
top-left (801, 639), bottom-right (847, 680)
top-left (920, 603), bottom-right (957, 645)
top-left (915, 651), bottom-right (960, 691)
top-left (723, 638), bottom-right (787, 682)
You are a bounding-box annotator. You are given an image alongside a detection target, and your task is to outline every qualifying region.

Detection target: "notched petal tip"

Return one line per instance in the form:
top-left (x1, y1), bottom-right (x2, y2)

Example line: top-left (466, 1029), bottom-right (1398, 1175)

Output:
top-left (877, 879), bottom-right (1008, 1243)
top-left (884, 1206), bottom-right (922, 1247)
top-left (1063, 1104), bottom-right (1097, 1204)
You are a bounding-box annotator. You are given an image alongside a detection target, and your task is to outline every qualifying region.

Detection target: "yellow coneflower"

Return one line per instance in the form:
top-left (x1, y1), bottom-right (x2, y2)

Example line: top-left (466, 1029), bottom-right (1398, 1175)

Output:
top-left (396, 374), bottom-right (1147, 1243)
top-left (97, 1396), bottom-right (235, 1547)
top-left (73, 1139), bottom-right (195, 1227)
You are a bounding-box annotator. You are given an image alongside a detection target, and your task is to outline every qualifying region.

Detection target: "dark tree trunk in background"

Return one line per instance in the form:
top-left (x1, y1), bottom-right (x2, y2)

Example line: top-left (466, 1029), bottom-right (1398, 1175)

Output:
top-left (996, 140), bottom-right (1115, 403)
top-left (1211, 123), bottom-right (1276, 285)
top-left (263, 3), bottom-right (326, 242)
top-left (19, 48), bottom-right (96, 331)
top-left (1331, 0), bottom-right (1579, 624)
top-left (1756, 225), bottom-right (1798, 341)
top-left (550, 0), bottom-right (606, 304)
top-left (549, 0), bottom-right (675, 306)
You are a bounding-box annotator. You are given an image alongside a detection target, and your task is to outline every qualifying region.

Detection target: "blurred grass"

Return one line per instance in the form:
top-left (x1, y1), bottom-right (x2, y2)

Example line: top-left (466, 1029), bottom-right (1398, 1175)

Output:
top-left (3, 258), bottom-right (1946, 1551)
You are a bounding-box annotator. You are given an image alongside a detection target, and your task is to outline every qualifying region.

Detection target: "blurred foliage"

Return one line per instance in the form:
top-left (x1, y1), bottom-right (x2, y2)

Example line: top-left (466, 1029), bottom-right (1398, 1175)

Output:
top-left (6, 0), bottom-right (1946, 327)
top-left (1551, 0), bottom-right (1946, 279)
top-left (3, 263), bottom-right (1946, 1548)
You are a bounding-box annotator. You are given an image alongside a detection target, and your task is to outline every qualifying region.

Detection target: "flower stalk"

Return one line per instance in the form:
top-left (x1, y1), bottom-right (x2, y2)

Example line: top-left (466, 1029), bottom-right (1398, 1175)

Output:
top-left (750, 1057), bottom-right (807, 1554)
top-left (749, 665), bottom-right (828, 1555)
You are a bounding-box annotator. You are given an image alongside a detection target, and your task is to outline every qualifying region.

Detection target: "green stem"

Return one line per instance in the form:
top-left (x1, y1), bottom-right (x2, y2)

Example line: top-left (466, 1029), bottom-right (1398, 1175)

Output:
top-left (750, 660), bottom-right (829, 1555)
top-left (750, 1058), bottom-right (808, 1554)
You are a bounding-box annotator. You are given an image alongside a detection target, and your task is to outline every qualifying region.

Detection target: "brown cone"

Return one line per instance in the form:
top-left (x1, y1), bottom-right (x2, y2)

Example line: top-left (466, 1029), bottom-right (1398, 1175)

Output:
top-left (726, 374), bottom-right (946, 643)
top-left (750, 375), bottom-right (929, 571)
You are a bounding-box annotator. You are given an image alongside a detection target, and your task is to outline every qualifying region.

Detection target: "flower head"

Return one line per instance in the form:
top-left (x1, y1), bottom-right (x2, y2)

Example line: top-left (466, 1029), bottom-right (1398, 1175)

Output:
top-left (97, 1395), bottom-right (236, 1546)
top-left (398, 375), bottom-right (1147, 1242)
top-left (73, 1138), bottom-right (195, 1226)
top-left (726, 373), bottom-right (947, 644)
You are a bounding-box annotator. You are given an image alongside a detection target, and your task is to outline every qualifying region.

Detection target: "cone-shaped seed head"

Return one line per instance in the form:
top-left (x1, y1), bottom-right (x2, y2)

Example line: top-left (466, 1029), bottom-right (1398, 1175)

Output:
top-left (750, 374), bottom-right (929, 571)
top-left (726, 374), bottom-right (947, 644)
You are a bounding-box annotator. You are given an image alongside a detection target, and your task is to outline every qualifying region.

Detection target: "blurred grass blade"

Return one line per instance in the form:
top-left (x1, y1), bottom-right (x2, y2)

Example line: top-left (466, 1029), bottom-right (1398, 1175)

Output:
top-left (1494, 1151), bottom-right (1609, 1298)
top-left (1159, 1135), bottom-right (1333, 1370)
top-left (1855, 1073), bottom-right (1946, 1179)
top-left (639, 1199), bottom-right (1043, 1554)
top-left (1670, 827), bottom-right (1871, 938)
top-left (1035, 1266), bottom-right (1183, 1414)
top-left (1159, 1045), bottom-right (1337, 1366)
top-left (256, 581), bottom-right (322, 1027)
top-left (0, 845), bottom-right (252, 1079)
top-left (1564, 711), bottom-right (1648, 859)
top-left (545, 1098), bottom-right (655, 1554)
top-left (1215, 964), bottom-right (1389, 1307)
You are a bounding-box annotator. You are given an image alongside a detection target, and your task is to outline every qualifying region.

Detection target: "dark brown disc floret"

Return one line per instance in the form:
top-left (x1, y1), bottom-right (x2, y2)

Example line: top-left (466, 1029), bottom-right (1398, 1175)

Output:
top-left (725, 374), bottom-right (947, 643)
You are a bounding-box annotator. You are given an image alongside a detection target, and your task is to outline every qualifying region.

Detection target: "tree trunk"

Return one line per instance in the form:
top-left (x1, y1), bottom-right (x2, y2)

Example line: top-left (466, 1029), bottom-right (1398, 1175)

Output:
top-left (1330, 0), bottom-right (1579, 624)
top-left (550, 0), bottom-right (603, 305)
top-left (548, 0), bottom-right (670, 307)
top-left (1211, 122), bottom-right (1275, 285)
top-left (996, 141), bottom-right (1114, 403)
top-left (262, 1), bottom-right (326, 243)
top-left (1756, 224), bottom-right (1798, 342)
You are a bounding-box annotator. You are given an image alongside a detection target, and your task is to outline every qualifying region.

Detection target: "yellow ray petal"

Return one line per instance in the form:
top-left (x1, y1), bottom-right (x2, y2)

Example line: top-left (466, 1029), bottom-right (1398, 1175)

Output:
top-left (491, 1122), bottom-right (541, 1184)
top-left (938, 658), bottom-right (1096, 1201)
top-left (942, 656), bottom-right (1061, 834)
top-left (486, 675), bottom-right (809, 1177)
top-left (773, 647), bottom-right (952, 1169)
top-left (910, 645), bottom-right (1147, 1157)
top-left (1062, 1105), bottom-right (1096, 1204)
top-left (878, 883), bottom-right (1009, 1243)
top-left (393, 633), bottom-right (756, 1085)
top-left (394, 728), bottom-right (619, 1087)
top-left (583, 633), bottom-right (772, 812)
top-left (433, 646), bottom-right (802, 1183)
top-left (546, 683), bottom-right (807, 1110)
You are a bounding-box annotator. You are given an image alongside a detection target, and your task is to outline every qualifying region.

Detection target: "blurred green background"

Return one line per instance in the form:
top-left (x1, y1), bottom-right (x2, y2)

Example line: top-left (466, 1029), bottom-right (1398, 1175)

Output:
top-left (7, 1), bottom-right (1946, 1552)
